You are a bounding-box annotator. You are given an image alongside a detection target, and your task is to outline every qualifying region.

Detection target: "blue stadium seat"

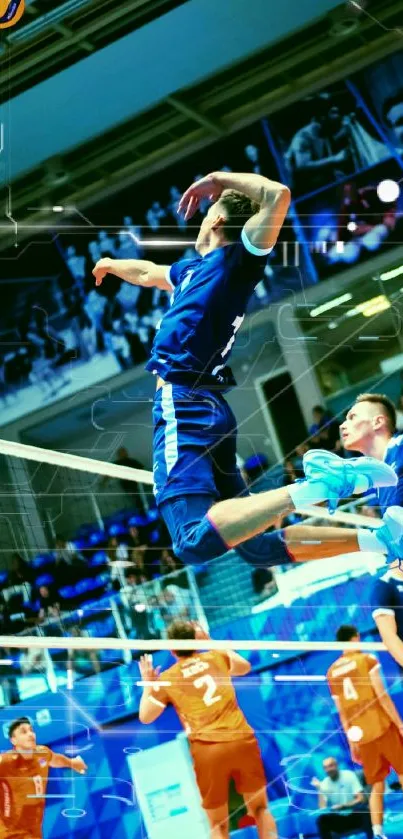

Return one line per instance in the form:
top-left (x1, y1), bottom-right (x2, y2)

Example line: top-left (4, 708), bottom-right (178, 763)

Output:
top-left (89, 551), bottom-right (108, 567)
top-left (30, 553), bottom-right (55, 569)
top-left (35, 574), bottom-right (55, 588)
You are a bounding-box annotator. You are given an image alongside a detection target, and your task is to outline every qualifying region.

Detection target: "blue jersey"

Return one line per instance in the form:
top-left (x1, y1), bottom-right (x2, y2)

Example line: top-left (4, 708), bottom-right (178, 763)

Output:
top-left (369, 434), bottom-right (403, 514)
top-left (371, 570), bottom-right (403, 641)
top-left (146, 230), bottom-right (270, 389)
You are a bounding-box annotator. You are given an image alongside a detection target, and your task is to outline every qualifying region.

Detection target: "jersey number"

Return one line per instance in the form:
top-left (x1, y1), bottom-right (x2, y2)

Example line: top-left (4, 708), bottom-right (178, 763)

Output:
top-left (194, 674), bottom-right (222, 706)
top-left (343, 677), bottom-right (359, 701)
top-left (32, 775), bottom-right (44, 796)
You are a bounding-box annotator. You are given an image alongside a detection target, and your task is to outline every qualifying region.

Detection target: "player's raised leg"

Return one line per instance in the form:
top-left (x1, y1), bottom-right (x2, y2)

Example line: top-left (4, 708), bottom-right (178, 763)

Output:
top-left (206, 449), bottom-right (396, 548)
top-left (243, 790), bottom-right (277, 838)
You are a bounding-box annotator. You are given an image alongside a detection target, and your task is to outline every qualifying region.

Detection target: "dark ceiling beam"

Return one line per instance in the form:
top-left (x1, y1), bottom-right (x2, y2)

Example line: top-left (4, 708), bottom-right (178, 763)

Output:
top-left (166, 95), bottom-right (224, 137)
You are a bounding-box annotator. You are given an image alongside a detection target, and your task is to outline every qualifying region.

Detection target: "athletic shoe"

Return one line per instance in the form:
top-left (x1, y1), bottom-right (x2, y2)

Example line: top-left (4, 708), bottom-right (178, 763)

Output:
top-left (376, 506), bottom-right (403, 562)
top-left (303, 449), bottom-right (397, 513)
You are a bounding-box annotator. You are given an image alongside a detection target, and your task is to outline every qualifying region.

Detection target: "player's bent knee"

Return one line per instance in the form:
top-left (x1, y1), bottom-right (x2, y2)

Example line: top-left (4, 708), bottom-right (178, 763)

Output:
top-left (173, 519), bottom-right (229, 565)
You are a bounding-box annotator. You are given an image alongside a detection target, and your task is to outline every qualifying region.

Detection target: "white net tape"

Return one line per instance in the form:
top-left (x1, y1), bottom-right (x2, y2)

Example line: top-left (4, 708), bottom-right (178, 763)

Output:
top-left (0, 636), bottom-right (386, 652)
top-left (0, 438), bottom-right (153, 485)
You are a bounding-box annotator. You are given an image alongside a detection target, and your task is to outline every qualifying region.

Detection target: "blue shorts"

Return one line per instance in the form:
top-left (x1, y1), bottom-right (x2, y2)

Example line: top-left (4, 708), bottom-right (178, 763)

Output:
top-left (152, 384), bottom-right (245, 506)
top-left (152, 383), bottom-right (292, 568)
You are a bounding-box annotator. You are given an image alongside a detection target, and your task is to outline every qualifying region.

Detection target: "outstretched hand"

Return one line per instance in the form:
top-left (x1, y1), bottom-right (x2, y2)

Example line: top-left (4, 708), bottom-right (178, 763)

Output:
top-left (71, 756), bottom-right (88, 775)
top-left (178, 174), bottom-right (224, 221)
top-left (92, 258), bottom-right (113, 287)
top-left (138, 654), bottom-right (161, 683)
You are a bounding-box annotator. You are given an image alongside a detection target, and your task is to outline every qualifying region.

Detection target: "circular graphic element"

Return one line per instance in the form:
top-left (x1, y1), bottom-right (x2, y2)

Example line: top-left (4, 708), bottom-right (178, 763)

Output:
top-left (377, 179), bottom-right (400, 203)
top-left (62, 808), bottom-right (86, 819)
top-left (347, 725), bottom-right (363, 743)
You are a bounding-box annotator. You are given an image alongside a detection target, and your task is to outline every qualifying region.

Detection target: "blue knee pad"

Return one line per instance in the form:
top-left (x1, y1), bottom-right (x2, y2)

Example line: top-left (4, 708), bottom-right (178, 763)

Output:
top-left (160, 496), bottom-right (229, 565)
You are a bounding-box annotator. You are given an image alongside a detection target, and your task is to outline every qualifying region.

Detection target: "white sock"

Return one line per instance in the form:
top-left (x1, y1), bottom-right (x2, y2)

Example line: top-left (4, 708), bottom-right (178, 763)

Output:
top-left (373, 826), bottom-right (384, 837)
top-left (357, 528), bottom-right (388, 555)
top-left (288, 480), bottom-right (331, 509)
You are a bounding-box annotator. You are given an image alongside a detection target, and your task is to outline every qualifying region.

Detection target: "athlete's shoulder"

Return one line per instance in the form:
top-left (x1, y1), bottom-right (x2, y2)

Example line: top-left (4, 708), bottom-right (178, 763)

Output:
top-left (35, 745), bottom-right (52, 761)
top-left (0, 750), bottom-right (17, 765)
top-left (386, 434), bottom-right (403, 465)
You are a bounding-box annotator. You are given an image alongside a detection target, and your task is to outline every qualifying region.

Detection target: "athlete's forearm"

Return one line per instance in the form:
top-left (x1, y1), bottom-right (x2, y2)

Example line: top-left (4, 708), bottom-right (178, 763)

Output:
top-left (378, 694), bottom-right (403, 729)
top-left (211, 171), bottom-right (288, 207)
top-left (50, 753), bottom-right (75, 769)
top-left (100, 258), bottom-right (156, 286)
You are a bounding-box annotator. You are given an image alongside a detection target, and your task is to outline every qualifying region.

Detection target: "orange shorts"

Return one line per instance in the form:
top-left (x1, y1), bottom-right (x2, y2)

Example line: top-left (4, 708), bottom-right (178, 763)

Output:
top-left (190, 734), bottom-right (267, 810)
top-left (360, 724), bottom-right (403, 784)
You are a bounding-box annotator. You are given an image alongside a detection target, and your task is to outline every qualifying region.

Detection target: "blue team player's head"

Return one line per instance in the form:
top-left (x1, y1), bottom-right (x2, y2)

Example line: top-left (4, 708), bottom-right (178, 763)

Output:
top-left (340, 393), bottom-right (396, 454)
top-left (196, 190), bottom-right (258, 256)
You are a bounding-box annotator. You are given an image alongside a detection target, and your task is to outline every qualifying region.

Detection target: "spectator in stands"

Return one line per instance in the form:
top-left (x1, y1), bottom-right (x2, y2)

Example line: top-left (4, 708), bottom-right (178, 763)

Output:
top-left (244, 144), bottom-right (261, 174)
top-left (98, 230), bottom-right (117, 258)
top-left (36, 585), bottom-right (60, 622)
top-left (20, 647), bottom-right (49, 679)
top-left (314, 757), bottom-right (372, 839)
top-left (113, 446), bottom-right (146, 511)
top-left (160, 583), bottom-right (196, 624)
top-left (106, 536), bottom-right (129, 564)
top-left (283, 458), bottom-right (297, 485)
top-left (126, 525), bottom-right (145, 549)
top-left (88, 239), bottom-right (102, 264)
top-left (309, 405), bottom-right (340, 451)
top-left (159, 548), bottom-right (183, 576)
top-left (128, 547), bottom-right (151, 583)
top-left (0, 649), bottom-right (19, 706)
top-left (0, 599), bottom-right (11, 635)
top-left (9, 553), bottom-right (31, 586)
top-left (146, 201), bottom-right (166, 231)
top-left (252, 567), bottom-right (277, 600)
top-left (68, 627), bottom-right (100, 678)
top-left (168, 186), bottom-right (187, 229)
top-left (65, 245), bottom-right (86, 292)
top-left (395, 393), bottom-right (403, 431)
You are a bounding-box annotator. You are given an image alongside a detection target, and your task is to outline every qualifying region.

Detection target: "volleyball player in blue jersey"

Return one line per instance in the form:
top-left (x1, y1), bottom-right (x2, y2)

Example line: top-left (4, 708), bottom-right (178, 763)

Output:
top-left (93, 172), bottom-right (402, 571)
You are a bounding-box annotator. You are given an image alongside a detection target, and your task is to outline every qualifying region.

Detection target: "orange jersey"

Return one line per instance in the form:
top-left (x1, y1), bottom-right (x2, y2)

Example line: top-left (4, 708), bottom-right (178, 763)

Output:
top-left (0, 746), bottom-right (52, 839)
top-left (151, 651), bottom-right (254, 742)
top-left (327, 652), bottom-right (391, 745)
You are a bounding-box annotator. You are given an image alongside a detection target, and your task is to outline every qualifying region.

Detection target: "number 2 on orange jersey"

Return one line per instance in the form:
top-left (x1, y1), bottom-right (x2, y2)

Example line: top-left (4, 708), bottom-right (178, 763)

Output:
top-left (194, 674), bottom-right (222, 706)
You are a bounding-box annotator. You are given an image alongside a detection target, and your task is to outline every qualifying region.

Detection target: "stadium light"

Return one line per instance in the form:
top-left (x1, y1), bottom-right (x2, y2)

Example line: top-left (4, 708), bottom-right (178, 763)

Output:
top-left (309, 293), bottom-right (353, 318)
top-left (380, 265), bottom-right (403, 282)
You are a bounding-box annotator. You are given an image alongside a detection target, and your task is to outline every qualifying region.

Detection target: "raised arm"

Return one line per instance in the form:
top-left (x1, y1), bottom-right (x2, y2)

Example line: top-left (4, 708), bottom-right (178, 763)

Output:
top-left (178, 171), bottom-right (290, 252)
top-left (193, 624), bottom-right (251, 676)
top-left (138, 654), bottom-right (167, 725)
top-left (50, 753), bottom-right (87, 773)
top-left (92, 258), bottom-right (172, 291)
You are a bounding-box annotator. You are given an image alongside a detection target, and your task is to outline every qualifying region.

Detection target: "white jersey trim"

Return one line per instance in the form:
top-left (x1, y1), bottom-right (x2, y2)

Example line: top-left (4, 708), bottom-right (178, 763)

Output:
top-left (372, 608), bottom-right (396, 619)
top-left (241, 227), bottom-right (274, 256)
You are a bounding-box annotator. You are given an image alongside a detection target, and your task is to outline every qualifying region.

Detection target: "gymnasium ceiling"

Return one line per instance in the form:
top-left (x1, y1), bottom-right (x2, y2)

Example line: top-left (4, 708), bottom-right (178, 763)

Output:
top-left (1, 0), bottom-right (402, 246)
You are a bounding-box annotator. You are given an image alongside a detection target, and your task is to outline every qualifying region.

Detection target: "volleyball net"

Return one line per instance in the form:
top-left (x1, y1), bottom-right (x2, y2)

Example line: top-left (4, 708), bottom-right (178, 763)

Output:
top-left (0, 435), bottom-right (386, 659)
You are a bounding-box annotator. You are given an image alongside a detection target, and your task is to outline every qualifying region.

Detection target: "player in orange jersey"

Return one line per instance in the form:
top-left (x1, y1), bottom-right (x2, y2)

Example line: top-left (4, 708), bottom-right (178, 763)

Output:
top-left (138, 620), bottom-right (277, 839)
top-left (0, 717), bottom-right (87, 839)
top-left (327, 625), bottom-right (403, 839)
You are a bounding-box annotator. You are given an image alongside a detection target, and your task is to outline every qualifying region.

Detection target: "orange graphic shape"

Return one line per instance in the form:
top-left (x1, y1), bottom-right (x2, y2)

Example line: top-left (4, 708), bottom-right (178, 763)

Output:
top-left (0, 0), bottom-right (25, 29)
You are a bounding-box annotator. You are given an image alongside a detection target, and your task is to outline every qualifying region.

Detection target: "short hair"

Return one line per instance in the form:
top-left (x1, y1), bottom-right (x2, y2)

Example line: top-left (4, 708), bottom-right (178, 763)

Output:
top-left (382, 91), bottom-right (403, 123)
top-left (355, 393), bottom-right (396, 433)
top-left (9, 717), bottom-right (31, 739)
top-left (217, 190), bottom-right (259, 243)
top-left (167, 619), bottom-right (196, 658)
top-left (336, 625), bottom-right (359, 643)
top-left (312, 405), bottom-right (325, 415)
